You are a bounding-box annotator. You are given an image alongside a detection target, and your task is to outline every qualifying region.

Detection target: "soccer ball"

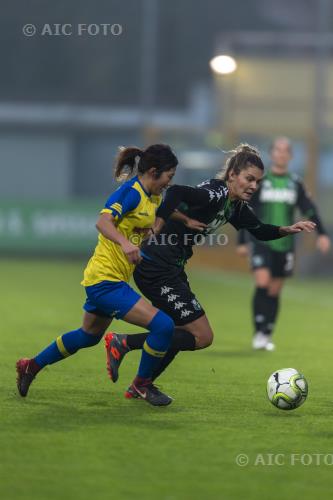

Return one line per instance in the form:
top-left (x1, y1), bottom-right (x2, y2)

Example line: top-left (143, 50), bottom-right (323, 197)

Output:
top-left (267, 368), bottom-right (308, 410)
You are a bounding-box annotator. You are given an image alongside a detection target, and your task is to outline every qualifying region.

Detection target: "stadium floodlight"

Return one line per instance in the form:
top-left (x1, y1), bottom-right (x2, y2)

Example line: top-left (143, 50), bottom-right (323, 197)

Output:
top-left (209, 55), bottom-right (237, 75)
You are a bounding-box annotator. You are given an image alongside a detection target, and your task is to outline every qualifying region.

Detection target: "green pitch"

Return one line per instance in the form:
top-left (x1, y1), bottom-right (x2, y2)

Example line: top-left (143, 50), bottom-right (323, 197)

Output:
top-left (1, 258), bottom-right (333, 500)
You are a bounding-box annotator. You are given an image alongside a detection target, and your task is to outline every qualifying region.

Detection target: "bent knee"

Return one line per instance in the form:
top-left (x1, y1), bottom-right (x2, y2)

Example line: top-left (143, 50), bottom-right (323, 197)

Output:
top-left (160, 311), bottom-right (175, 335)
top-left (196, 330), bottom-right (214, 349)
top-left (150, 310), bottom-right (175, 337)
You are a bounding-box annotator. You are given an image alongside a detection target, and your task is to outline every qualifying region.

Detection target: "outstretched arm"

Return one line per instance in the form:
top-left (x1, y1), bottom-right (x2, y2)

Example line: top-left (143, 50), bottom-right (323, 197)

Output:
top-left (279, 221), bottom-right (317, 236)
top-left (297, 181), bottom-right (331, 254)
top-left (297, 181), bottom-right (326, 233)
top-left (230, 203), bottom-right (316, 241)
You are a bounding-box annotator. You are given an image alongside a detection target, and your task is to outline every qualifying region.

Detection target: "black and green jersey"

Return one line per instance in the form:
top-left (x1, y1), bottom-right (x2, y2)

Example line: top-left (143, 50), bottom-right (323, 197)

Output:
top-left (143, 179), bottom-right (284, 268)
top-left (238, 171), bottom-right (326, 252)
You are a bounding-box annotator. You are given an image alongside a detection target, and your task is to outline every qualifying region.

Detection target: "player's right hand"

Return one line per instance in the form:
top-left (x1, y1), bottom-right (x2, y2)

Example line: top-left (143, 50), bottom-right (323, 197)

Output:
top-left (121, 241), bottom-right (142, 264)
top-left (236, 244), bottom-right (249, 257)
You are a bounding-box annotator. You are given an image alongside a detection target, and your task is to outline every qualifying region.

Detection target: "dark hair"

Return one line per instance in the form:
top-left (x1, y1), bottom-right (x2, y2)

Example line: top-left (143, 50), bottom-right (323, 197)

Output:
top-left (217, 143), bottom-right (264, 181)
top-left (114, 144), bottom-right (178, 181)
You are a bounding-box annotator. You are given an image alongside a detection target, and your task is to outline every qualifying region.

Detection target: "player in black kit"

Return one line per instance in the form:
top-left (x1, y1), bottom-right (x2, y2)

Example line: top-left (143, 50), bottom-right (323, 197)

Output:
top-left (104, 144), bottom-right (316, 396)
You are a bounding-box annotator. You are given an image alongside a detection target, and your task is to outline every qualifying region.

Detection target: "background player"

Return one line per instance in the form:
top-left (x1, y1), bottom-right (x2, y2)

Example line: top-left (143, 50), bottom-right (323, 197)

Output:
top-left (236, 137), bottom-right (331, 350)
top-left (16, 144), bottom-right (181, 406)
top-left (104, 144), bottom-right (316, 393)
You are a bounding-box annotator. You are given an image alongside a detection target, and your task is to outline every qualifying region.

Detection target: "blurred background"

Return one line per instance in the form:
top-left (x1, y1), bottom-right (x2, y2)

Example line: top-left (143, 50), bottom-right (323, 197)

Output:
top-left (0, 0), bottom-right (332, 274)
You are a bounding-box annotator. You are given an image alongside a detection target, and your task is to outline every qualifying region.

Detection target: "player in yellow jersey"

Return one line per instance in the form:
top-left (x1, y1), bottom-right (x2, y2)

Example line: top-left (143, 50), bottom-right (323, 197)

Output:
top-left (16, 144), bottom-right (180, 406)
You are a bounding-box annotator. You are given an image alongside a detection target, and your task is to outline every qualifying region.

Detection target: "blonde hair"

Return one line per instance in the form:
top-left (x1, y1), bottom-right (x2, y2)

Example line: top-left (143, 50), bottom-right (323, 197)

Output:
top-left (216, 143), bottom-right (264, 180)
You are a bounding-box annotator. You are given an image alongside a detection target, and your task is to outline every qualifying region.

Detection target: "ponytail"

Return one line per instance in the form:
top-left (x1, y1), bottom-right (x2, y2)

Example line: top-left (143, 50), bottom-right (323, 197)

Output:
top-left (114, 143), bottom-right (178, 181)
top-left (114, 147), bottom-right (144, 181)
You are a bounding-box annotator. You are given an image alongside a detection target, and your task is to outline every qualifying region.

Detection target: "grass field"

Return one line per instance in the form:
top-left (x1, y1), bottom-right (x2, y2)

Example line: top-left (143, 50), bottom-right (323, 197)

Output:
top-left (1, 258), bottom-right (333, 500)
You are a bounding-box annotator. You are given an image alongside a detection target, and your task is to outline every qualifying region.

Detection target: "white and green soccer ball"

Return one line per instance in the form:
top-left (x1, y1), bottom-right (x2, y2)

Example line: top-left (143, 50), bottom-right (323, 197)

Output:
top-left (267, 368), bottom-right (308, 410)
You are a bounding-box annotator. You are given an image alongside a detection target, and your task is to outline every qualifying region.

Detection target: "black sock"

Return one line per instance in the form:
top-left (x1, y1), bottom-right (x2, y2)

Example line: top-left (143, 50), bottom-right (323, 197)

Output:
top-left (126, 328), bottom-right (196, 351)
top-left (170, 329), bottom-right (196, 351)
top-left (252, 287), bottom-right (270, 334)
top-left (152, 348), bottom-right (180, 381)
top-left (127, 328), bottom-right (195, 380)
top-left (265, 295), bottom-right (280, 336)
top-left (152, 329), bottom-right (196, 380)
top-left (125, 328), bottom-right (196, 381)
top-left (126, 332), bottom-right (147, 350)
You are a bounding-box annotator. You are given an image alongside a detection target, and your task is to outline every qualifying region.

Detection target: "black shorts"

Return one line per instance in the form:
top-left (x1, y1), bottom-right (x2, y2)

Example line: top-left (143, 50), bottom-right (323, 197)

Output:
top-left (133, 259), bottom-right (205, 326)
top-left (250, 242), bottom-right (295, 278)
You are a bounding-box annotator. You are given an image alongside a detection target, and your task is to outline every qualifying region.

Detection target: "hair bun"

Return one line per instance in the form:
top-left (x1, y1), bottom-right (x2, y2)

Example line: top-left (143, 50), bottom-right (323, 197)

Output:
top-left (236, 143), bottom-right (260, 156)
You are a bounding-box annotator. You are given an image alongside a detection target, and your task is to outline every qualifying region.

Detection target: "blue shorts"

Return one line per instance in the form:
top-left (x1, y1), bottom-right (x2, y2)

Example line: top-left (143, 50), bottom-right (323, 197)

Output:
top-left (84, 280), bottom-right (141, 319)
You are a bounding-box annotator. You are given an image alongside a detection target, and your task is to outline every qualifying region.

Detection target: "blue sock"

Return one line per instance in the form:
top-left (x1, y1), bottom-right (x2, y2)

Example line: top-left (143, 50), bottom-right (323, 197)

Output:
top-left (137, 311), bottom-right (174, 379)
top-left (34, 328), bottom-right (103, 369)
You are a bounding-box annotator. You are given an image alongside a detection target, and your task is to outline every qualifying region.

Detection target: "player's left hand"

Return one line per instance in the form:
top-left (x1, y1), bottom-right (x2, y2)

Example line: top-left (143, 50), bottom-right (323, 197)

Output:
top-left (170, 210), bottom-right (207, 232)
top-left (316, 234), bottom-right (331, 254)
top-left (282, 221), bottom-right (316, 234)
top-left (184, 218), bottom-right (208, 232)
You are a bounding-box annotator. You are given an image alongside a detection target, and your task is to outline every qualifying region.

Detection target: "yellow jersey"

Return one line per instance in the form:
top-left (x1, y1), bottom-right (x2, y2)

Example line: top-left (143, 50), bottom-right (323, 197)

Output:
top-left (82, 176), bottom-right (162, 286)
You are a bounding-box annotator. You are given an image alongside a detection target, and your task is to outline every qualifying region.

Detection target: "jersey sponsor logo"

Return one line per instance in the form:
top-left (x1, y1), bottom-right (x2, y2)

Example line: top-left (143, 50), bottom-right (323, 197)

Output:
top-left (205, 207), bottom-right (231, 234)
top-left (260, 188), bottom-right (297, 204)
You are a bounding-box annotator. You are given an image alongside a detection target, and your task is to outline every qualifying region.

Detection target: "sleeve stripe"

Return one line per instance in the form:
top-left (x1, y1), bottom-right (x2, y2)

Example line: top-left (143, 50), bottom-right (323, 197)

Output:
top-left (100, 208), bottom-right (119, 220)
top-left (111, 202), bottom-right (122, 212)
top-left (104, 183), bottom-right (141, 218)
